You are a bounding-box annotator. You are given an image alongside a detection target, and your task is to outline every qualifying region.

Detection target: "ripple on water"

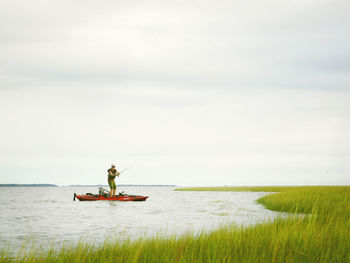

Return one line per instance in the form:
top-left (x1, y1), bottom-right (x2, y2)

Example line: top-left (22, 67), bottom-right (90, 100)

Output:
top-left (0, 187), bottom-right (285, 252)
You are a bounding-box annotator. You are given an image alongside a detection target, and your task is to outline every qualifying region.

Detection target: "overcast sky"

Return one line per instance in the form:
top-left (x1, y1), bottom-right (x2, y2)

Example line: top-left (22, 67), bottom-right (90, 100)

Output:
top-left (1, 0), bottom-right (349, 186)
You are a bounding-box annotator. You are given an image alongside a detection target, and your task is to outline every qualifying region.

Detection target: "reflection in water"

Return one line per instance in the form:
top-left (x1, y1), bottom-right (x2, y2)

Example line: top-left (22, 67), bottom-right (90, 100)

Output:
top-left (0, 187), bottom-right (283, 251)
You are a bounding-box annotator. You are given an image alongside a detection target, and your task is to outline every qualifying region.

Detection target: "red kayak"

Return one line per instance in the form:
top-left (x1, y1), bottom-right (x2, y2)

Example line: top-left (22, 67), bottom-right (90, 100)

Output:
top-left (74, 193), bottom-right (149, 201)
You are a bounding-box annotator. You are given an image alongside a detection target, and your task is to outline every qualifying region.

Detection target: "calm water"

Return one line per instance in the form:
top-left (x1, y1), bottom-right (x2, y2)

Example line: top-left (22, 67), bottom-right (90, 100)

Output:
top-left (0, 187), bottom-right (283, 251)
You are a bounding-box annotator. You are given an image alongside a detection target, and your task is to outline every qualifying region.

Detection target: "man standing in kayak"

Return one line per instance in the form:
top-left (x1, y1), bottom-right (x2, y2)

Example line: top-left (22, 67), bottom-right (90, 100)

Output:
top-left (107, 164), bottom-right (120, 197)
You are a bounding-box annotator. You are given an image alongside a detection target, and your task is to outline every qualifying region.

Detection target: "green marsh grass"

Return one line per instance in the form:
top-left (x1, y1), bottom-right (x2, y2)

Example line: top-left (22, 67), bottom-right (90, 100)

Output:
top-left (1, 186), bottom-right (349, 262)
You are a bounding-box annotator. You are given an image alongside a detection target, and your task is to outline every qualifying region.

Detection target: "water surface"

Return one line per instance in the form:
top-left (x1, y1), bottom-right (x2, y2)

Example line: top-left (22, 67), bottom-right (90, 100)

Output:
top-left (0, 186), bottom-right (282, 250)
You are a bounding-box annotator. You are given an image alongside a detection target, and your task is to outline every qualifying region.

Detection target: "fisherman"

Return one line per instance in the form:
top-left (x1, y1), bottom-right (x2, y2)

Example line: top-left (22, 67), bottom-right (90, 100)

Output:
top-left (107, 164), bottom-right (120, 197)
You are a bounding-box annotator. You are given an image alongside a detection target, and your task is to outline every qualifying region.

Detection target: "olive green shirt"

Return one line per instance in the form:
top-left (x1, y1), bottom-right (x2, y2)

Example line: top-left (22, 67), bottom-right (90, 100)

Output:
top-left (107, 168), bottom-right (118, 180)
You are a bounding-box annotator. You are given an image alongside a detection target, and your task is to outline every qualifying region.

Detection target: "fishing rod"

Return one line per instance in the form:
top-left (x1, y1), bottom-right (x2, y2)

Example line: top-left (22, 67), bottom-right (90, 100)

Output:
top-left (118, 166), bottom-right (134, 176)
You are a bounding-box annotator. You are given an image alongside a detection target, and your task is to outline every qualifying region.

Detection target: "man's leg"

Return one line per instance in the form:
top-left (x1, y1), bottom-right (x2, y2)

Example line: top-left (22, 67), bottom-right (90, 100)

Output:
top-left (108, 180), bottom-right (113, 197)
top-left (113, 181), bottom-right (117, 197)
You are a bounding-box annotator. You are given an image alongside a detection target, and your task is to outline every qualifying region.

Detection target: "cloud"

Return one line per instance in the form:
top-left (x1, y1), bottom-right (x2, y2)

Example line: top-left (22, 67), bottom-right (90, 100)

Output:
top-left (0, 0), bottom-right (349, 185)
top-left (0, 85), bottom-right (349, 185)
top-left (1, 0), bottom-right (349, 88)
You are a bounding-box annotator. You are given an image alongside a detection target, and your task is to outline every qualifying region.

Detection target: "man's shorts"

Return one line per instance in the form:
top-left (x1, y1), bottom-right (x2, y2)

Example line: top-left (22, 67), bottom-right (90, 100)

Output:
top-left (108, 179), bottom-right (116, 189)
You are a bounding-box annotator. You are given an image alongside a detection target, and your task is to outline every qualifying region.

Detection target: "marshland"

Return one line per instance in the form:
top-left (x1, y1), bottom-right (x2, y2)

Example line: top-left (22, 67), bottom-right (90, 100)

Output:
top-left (1, 186), bottom-right (349, 262)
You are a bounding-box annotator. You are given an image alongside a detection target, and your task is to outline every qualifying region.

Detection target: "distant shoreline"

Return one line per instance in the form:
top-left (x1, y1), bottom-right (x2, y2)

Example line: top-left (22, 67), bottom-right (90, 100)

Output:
top-left (68, 184), bottom-right (178, 187)
top-left (0, 184), bottom-right (58, 187)
top-left (0, 184), bottom-right (177, 187)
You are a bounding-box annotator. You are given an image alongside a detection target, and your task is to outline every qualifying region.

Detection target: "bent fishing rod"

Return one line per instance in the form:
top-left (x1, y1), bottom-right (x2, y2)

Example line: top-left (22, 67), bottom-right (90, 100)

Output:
top-left (118, 166), bottom-right (134, 176)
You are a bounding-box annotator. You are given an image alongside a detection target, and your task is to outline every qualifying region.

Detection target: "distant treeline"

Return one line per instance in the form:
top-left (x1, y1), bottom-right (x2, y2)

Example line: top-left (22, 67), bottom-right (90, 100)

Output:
top-left (0, 184), bottom-right (58, 187)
